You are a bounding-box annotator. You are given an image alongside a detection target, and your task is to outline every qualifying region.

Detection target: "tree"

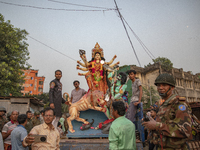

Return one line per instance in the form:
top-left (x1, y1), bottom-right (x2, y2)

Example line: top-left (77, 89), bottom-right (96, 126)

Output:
top-left (32, 93), bottom-right (49, 104)
top-left (0, 14), bottom-right (30, 96)
top-left (145, 57), bottom-right (173, 71)
top-left (141, 85), bottom-right (160, 110)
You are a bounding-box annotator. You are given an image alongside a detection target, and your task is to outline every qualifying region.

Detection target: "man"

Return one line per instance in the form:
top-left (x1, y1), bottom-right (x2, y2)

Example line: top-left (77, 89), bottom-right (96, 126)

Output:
top-left (2, 110), bottom-right (19, 150)
top-left (32, 111), bottom-right (41, 127)
top-left (125, 70), bottom-right (143, 122)
top-left (142, 73), bottom-right (192, 150)
top-left (0, 106), bottom-right (7, 150)
top-left (0, 106), bottom-right (7, 132)
top-left (25, 111), bottom-right (33, 133)
top-left (23, 107), bottom-right (60, 150)
top-left (49, 70), bottom-right (66, 128)
top-left (109, 101), bottom-right (136, 150)
top-left (11, 114), bottom-right (28, 150)
top-left (148, 108), bottom-right (158, 150)
top-left (71, 80), bottom-right (86, 103)
top-left (40, 110), bottom-right (45, 124)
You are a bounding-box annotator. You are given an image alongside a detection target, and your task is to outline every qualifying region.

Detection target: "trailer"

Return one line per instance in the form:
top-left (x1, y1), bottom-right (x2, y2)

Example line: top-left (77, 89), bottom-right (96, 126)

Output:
top-left (59, 107), bottom-right (145, 150)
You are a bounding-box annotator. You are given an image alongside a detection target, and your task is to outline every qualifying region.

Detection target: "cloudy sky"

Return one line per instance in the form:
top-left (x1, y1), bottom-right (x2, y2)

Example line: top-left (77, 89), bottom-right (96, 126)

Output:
top-left (0, 0), bottom-right (200, 93)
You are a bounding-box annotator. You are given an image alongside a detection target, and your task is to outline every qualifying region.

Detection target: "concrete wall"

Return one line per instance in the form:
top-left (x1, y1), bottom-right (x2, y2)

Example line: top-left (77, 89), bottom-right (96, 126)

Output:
top-left (0, 97), bottom-right (43, 114)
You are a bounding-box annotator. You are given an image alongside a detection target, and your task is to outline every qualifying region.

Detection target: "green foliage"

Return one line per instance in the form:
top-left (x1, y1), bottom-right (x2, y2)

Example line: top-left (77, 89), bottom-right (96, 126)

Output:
top-left (141, 85), bottom-right (160, 110)
top-left (32, 93), bottom-right (49, 104)
top-left (145, 57), bottom-right (173, 71)
top-left (0, 14), bottom-right (30, 96)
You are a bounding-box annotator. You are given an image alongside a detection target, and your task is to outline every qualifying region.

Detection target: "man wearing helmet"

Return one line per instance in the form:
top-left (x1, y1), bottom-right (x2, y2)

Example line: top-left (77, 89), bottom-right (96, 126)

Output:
top-left (0, 106), bottom-right (7, 150)
top-left (142, 73), bottom-right (192, 150)
top-left (0, 106), bottom-right (7, 132)
top-left (32, 111), bottom-right (41, 127)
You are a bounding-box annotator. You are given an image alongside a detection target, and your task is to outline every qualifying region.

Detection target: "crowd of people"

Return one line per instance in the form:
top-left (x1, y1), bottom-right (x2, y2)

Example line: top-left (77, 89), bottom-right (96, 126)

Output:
top-left (0, 106), bottom-right (68, 150)
top-left (0, 69), bottom-right (194, 150)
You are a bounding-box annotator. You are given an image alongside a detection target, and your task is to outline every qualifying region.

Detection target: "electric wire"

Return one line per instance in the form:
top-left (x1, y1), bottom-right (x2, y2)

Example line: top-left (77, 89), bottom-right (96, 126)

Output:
top-left (48, 0), bottom-right (116, 10)
top-left (122, 16), bottom-right (155, 59)
top-left (0, 1), bottom-right (112, 12)
top-left (28, 35), bottom-right (77, 62)
top-left (113, 0), bottom-right (141, 67)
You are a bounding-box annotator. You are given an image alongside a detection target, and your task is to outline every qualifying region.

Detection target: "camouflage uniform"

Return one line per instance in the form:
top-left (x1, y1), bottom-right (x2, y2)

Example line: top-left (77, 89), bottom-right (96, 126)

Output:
top-left (0, 117), bottom-right (7, 132)
top-left (25, 118), bottom-right (33, 133)
top-left (150, 94), bottom-right (192, 150)
top-left (32, 117), bottom-right (41, 127)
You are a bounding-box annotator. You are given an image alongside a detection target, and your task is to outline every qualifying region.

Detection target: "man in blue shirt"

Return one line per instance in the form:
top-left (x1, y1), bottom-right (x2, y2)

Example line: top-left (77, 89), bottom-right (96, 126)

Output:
top-left (109, 101), bottom-right (136, 150)
top-left (11, 114), bottom-right (28, 150)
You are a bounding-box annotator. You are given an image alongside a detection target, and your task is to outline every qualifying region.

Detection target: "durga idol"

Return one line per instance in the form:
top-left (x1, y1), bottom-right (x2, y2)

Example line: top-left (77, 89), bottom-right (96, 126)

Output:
top-left (77, 43), bottom-right (119, 94)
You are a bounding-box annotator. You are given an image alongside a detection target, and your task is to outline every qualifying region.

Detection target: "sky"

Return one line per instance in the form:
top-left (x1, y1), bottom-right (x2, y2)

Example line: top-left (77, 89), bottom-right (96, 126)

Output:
top-left (0, 0), bottom-right (200, 93)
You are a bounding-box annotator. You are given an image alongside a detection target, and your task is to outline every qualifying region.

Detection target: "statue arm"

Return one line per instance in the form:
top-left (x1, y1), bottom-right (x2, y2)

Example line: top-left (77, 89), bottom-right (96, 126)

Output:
top-left (80, 54), bottom-right (90, 67)
top-left (106, 55), bottom-right (117, 65)
top-left (77, 66), bottom-right (88, 71)
top-left (78, 72), bottom-right (88, 76)
top-left (109, 61), bottom-right (120, 68)
top-left (77, 60), bottom-right (87, 67)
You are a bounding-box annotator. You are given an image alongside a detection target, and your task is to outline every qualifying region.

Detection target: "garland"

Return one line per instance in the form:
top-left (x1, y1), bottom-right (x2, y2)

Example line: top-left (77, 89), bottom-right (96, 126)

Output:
top-left (94, 74), bottom-right (102, 82)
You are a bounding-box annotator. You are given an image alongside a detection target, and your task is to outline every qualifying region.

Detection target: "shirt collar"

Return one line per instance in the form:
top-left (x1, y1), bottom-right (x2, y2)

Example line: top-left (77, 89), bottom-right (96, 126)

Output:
top-left (115, 115), bottom-right (125, 121)
top-left (42, 122), bottom-right (55, 130)
top-left (11, 120), bottom-right (18, 124)
top-left (18, 124), bottom-right (25, 129)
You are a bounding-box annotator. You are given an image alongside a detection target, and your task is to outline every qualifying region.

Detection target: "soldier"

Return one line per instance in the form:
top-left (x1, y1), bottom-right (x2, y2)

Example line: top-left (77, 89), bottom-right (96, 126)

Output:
top-left (142, 73), bottom-right (192, 150)
top-left (32, 111), bottom-right (41, 127)
top-left (25, 110), bottom-right (33, 133)
top-left (0, 106), bottom-right (6, 150)
top-left (0, 106), bottom-right (7, 132)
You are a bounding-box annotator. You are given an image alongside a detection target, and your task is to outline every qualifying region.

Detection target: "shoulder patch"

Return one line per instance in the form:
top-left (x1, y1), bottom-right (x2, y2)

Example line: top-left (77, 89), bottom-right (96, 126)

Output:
top-left (50, 82), bottom-right (55, 88)
top-left (178, 105), bottom-right (186, 111)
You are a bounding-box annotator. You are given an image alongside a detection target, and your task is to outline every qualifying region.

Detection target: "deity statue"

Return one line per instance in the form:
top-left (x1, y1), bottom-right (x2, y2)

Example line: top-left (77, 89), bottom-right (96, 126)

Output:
top-left (106, 67), bottom-right (128, 118)
top-left (77, 43), bottom-right (119, 94)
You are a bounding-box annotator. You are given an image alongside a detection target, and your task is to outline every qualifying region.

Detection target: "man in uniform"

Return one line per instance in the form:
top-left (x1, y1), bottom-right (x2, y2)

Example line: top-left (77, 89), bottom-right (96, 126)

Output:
top-left (25, 111), bottom-right (33, 133)
top-left (32, 111), bottom-right (41, 127)
top-left (0, 106), bottom-right (7, 133)
top-left (0, 106), bottom-right (7, 150)
top-left (142, 73), bottom-right (192, 150)
top-left (49, 70), bottom-right (66, 128)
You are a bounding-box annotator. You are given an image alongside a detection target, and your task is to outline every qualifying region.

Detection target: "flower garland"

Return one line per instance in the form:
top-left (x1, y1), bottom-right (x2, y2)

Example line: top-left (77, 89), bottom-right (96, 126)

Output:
top-left (91, 60), bottom-right (103, 87)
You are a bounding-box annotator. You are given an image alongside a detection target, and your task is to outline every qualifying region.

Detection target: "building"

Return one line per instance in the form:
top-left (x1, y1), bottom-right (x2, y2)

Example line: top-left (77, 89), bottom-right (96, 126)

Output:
top-left (0, 96), bottom-right (44, 114)
top-left (21, 69), bottom-right (45, 95)
top-left (119, 63), bottom-right (200, 118)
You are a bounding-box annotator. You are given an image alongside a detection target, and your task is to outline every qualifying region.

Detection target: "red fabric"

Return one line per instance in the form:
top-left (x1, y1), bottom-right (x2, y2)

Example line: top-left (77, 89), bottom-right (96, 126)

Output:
top-left (99, 119), bottom-right (114, 129)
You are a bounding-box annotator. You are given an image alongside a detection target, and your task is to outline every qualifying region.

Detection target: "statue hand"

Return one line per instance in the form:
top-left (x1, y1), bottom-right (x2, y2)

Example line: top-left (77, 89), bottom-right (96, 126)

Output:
top-left (76, 66), bottom-right (80, 70)
top-left (113, 55), bottom-right (117, 59)
top-left (117, 61), bottom-right (120, 64)
top-left (78, 73), bottom-right (82, 76)
top-left (77, 60), bottom-right (80, 64)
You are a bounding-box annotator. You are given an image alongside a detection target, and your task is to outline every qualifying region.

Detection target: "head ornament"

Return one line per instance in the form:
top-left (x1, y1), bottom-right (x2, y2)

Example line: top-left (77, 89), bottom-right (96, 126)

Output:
top-left (92, 42), bottom-right (104, 58)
